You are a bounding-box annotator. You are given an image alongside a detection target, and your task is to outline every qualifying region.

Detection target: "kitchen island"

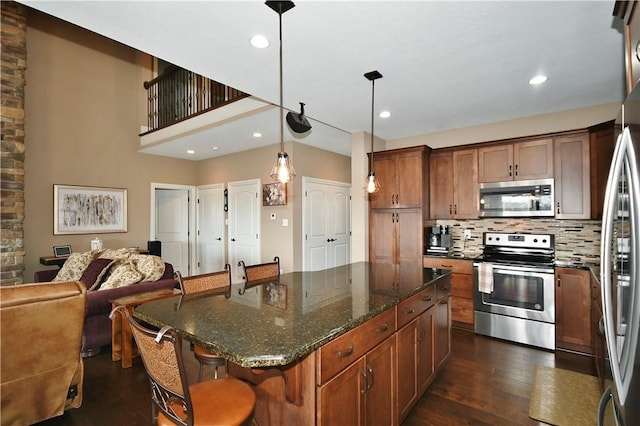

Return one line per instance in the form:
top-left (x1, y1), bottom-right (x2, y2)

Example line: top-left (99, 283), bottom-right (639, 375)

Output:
top-left (135, 262), bottom-right (452, 425)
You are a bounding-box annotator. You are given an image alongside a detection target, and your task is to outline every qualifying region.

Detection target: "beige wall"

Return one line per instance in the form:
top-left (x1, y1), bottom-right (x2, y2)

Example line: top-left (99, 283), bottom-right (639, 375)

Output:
top-left (197, 141), bottom-right (351, 272)
top-left (23, 10), bottom-right (197, 281)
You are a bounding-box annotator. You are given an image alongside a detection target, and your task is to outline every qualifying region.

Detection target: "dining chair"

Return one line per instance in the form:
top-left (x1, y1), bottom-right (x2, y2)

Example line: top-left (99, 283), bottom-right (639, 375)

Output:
top-left (237, 256), bottom-right (280, 295)
top-left (109, 306), bottom-right (255, 426)
top-left (175, 267), bottom-right (231, 381)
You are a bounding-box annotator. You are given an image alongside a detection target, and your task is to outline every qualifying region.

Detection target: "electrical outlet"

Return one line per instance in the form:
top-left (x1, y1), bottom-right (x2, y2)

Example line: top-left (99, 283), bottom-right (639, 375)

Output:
top-left (464, 229), bottom-right (472, 240)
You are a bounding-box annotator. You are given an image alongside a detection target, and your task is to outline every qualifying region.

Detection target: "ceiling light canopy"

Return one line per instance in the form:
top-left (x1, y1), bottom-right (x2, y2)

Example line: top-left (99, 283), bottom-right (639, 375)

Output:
top-left (268, 0), bottom-right (297, 184)
top-left (250, 34), bottom-right (269, 49)
top-left (379, 111), bottom-right (391, 119)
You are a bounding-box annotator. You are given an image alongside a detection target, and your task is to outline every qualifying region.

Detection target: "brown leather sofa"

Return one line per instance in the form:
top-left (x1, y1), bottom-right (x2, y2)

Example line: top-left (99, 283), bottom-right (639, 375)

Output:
top-left (1, 281), bottom-right (86, 425)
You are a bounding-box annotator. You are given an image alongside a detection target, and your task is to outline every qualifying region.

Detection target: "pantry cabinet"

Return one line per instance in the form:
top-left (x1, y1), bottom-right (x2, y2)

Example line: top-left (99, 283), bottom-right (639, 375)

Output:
top-left (429, 149), bottom-right (478, 219)
top-left (478, 138), bottom-right (553, 183)
top-left (555, 267), bottom-right (592, 354)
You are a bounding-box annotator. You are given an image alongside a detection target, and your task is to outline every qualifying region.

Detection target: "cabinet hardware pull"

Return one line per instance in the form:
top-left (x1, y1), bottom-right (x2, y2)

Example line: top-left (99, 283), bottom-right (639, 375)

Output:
top-left (367, 365), bottom-right (375, 391)
top-left (376, 323), bottom-right (389, 333)
top-left (449, 204), bottom-right (452, 214)
top-left (509, 165), bottom-right (512, 177)
top-left (404, 308), bottom-right (415, 314)
top-left (418, 326), bottom-right (425, 342)
top-left (454, 204), bottom-right (457, 215)
top-left (442, 264), bottom-right (453, 268)
top-left (360, 368), bottom-right (368, 395)
top-left (336, 344), bottom-right (354, 358)
top-left (557, 278), bottom-right (561, 287)
top-left (423, 296), bottom-right (433, 302)
top-left (515, 164), bottom-right (518, 176)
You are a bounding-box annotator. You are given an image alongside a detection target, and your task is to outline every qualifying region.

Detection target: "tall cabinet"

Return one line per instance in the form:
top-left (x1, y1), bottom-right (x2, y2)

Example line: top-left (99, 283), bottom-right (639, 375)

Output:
top-left (369, 146), bottom-right (430, 266)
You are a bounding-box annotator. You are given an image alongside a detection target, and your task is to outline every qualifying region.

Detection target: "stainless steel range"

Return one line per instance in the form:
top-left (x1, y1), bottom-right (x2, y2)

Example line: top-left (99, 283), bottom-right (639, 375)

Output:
top-left (473, 232), bottom-right (555, 350)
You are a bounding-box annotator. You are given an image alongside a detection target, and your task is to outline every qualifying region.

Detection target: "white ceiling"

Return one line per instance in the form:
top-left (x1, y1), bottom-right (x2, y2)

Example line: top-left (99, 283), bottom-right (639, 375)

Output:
top-left (22, 1), bottom-right (625, 160)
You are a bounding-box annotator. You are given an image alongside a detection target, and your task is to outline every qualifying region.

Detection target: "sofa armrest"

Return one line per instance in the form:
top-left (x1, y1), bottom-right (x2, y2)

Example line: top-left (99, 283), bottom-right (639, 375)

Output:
top-left (34, 269), bottom-right (58, 282)
top-left (85, 278), bottom-right (178, 317)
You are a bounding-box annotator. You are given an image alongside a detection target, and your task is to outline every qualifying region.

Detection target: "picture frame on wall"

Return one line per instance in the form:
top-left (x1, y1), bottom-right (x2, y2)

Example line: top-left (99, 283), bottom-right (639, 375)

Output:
top-left (53, 184), bottom-right (127, 235)
top-left (262, 182), bottom-right (287, 206)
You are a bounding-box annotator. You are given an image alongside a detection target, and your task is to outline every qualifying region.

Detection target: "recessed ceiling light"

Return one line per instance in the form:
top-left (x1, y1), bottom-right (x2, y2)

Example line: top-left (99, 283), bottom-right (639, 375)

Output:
top-left (529, 75), bottom-right (548, 85)
top-left (250, 35), bottom-right (269, 49)
top-left (253, 132), bottom-right (262, 138)
top-left (187, 149), bottom-right (195, 155)
top-left (379, 111), bottom-right (391, 118)
top-left (212, 146), bottom-right (219, 151)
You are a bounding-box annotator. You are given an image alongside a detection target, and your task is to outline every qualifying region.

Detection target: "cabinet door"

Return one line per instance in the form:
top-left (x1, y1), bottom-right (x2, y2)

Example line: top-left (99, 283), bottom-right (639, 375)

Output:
top-left (452, 148), bottom-right (478, 218)
top-left (554, 133), bottom-right (590, 219)
top-left (364, 336), bottom-right (396, 426)
top-left (418, 307), bottom-right (435, 394)
top-left (434, 296), bottom-right (451, 371)
top-left (370, 155), bottom-right (397, 209)
top-left (555, 268), bottom-right (592, 353)
top-left (396, 150), bottom-right (424, 208)
top-left (429, 152), bottom-right (453, 219)
top-left (450, 273), bottom-right (474, 327)
top-left (589, 125), bottom-right (615, 219)
top-left (514, 138), bottom-right (553, 180)
top-left (478, 144), bottom-right (513, 182)
top-left (396, 209), bottom-right (424, 266)
top-left (396, 318), bottom-right (419, 422)
top-left (318, 358), bottom-right (365, 426)
top-left (369, 210), bottom-right (396, 264)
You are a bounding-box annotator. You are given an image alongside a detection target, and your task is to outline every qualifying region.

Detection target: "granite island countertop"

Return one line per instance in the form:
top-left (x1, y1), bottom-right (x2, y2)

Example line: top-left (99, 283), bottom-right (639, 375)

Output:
top-left (134, 262), bottom-right (451, 368)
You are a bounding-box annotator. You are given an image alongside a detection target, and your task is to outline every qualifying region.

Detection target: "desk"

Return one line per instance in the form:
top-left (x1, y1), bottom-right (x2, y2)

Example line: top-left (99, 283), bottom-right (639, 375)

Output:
top-left (110, 288), bottom-right (180, 368)
top-left (135, 262), bottom-right (451, 425)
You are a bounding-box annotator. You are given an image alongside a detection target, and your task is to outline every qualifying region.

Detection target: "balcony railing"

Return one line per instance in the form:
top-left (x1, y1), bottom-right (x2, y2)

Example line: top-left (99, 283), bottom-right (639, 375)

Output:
top-left (142, 65), bottom-right (249, 134)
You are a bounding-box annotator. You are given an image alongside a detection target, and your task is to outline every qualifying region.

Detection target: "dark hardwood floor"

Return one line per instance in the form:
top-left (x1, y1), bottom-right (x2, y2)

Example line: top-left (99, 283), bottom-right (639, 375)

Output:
top-left (36, 329), bottom-right (595, 426)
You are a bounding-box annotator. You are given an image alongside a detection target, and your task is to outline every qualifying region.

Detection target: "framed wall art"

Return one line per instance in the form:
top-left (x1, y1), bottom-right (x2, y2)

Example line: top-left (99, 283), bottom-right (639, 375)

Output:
top-left (54, 185), bottom-right (127, 235)
top-left (262, 182), bottom-right (287, 206)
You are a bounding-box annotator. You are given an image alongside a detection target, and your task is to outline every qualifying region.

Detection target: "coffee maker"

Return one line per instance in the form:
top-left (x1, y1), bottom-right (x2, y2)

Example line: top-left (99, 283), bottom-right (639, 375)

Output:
top-left (425, 225), bottom-right (452, 255)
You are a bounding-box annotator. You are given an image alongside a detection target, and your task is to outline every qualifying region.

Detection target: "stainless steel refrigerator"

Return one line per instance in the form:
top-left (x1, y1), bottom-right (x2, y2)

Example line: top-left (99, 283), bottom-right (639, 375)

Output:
top-left (599, 84), bottom-right (640, 426)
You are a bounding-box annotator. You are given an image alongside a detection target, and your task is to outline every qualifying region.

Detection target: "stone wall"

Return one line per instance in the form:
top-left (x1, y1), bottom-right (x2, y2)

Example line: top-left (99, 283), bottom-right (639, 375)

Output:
top-left (1, 1), bottom-right (27, 285)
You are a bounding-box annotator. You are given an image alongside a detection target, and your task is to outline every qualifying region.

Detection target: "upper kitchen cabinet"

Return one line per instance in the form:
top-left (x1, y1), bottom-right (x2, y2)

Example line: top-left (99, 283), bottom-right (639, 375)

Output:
top-left (554, 123), bottom-right (615, 219)
top-left (369, 146), bottom-right (430, 209)
top-left (554, 132), bottom-right (590, 219)
top-left (478, 138), bottom-right (553, 183)
top-left (429, 149), bottom-right (478, 219)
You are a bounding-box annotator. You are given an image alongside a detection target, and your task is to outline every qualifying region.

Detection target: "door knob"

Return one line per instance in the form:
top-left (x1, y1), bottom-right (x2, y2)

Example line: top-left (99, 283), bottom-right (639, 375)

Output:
top-left (231, 238), bottom-right (236, 242)
top-left (216, 237), bottom-right (222, 241)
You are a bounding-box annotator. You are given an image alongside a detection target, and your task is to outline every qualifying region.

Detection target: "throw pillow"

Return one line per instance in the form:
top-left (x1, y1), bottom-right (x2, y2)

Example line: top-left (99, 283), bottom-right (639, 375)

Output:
top-left (99, 259), bottom-right (143, 290)
top-left (79, 258), bottom-right (117, 290)
top-left (53, 251), bottom-right (97, 282)
top-left (98, 248), bottom-right (131, 261)
top-left (130, 254), bottom-right (165, 282)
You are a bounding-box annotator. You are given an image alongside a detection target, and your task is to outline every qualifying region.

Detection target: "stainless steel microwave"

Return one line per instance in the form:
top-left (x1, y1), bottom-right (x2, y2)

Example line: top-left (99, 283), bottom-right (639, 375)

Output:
top-left (478, 178), bottom-right (554, 217)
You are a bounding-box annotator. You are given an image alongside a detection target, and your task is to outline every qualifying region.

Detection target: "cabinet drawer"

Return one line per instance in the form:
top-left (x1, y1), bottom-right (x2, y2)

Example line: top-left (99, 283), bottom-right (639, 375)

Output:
top-left (396, 285), bottom-right (436, 329)
top-left (318, 309), bottom-right (395, 385)
top-left (423, 257), bottom-right (473, 274)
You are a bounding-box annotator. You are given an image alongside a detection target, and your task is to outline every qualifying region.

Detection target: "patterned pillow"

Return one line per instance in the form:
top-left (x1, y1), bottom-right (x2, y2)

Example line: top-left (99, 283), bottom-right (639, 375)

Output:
top-left (130, 254), bottom-right (165, 282)
top-left (99, 259), bottom-right (143, 290)
top-left (79, 258), bottom-right (117, 290)
top-left (98, 248), bottom-right (131, 260)
top-left (53, 251), bottom-right (97, 282)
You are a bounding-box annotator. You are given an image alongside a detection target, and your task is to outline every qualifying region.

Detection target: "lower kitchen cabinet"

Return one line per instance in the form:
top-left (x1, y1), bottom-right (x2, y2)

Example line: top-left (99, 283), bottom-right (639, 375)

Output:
top-left (435, 292), bottom-right (452, 370)
top-left (555, 267), bottom-right (592, 354)
top-left (423, 257), bottom-right (473, 330)
top-left (318, 335), bottom-right (396, 426)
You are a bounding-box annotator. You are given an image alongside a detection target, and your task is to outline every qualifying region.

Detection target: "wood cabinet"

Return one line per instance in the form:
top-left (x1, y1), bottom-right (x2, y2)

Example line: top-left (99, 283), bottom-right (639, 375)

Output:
top-left (554, 132), bottom-right (590, 219)
top-left (369, 145), bottom-right (429, 268)
top-left (396, 277), bottom-right (450, 424)
top-left (555, 267), bottom-right (592, 354)
top-left (369, 146), bottom-right (429, 209)
top-left (589, 123), bottom-right (616, 219)
top-left (423, 257), bottom-right (474, 330)
top-left (478, 138), bottom-right (553, 182)
top-left (614, 0), bottom-right (640, 94)
top-left (319, 335), bottom-right (396, 426)
top-left (429, 149), bottom-right (478, 219)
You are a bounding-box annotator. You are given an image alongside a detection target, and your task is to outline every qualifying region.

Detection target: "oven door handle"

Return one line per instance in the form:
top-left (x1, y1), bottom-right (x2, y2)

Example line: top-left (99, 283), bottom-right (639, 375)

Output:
top-left (494, 267), bottom-right (552, 277)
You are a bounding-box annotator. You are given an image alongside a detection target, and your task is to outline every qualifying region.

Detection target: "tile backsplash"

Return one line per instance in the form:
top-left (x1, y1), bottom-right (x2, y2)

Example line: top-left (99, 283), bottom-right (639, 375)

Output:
top-left (432, 218), bottom-right (601, 267)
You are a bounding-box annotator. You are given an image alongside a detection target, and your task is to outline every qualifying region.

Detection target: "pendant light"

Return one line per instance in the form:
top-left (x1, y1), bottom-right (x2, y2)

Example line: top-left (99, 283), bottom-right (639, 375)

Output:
top-left (268, 1), bottom-right (296, 183)
top-left (364, 70), bottom-right (382, 194)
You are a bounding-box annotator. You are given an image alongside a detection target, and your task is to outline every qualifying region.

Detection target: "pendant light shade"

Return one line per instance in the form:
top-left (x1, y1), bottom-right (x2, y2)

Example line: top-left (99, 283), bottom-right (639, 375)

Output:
top-left (267, 1), bottom-right (297, 183)
top-left (364, 70), bottom-right (383, 194)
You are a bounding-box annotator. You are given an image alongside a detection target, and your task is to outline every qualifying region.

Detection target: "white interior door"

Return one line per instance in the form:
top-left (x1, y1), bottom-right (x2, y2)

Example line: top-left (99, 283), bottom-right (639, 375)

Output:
top-left (303, 178), bottom-right (351, 271)
top-left (154, 188), bottom-right (190, 275)
top-left (196, 184), bottom-right (225, 274)
top-left (227, 179), bottom-right (260, 282)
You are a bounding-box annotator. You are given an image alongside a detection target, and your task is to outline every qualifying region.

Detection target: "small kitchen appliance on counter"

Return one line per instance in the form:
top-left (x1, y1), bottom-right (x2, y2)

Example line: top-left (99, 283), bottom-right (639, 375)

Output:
top-left (425, 225), bottom-right (452, 256)
top-left (473, 232), bottom-right (556, 350)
